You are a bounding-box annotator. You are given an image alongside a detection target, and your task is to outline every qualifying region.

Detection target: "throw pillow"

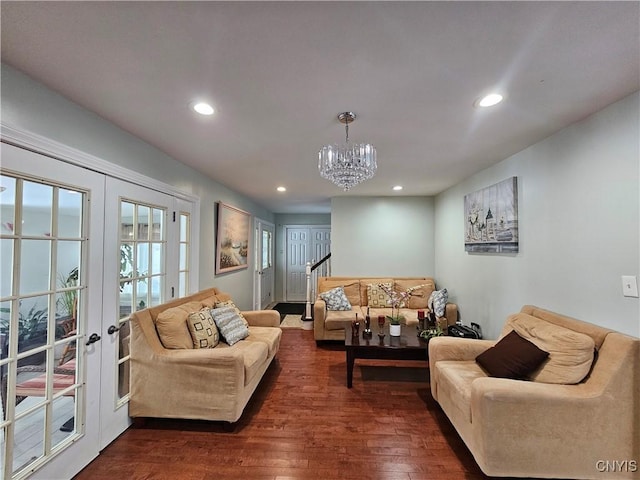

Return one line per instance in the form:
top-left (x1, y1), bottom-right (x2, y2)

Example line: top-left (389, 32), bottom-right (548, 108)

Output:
top-left (366, 282), bottom-right (393, 308)
top-left (476, 330), bottom-right (550, 380)
top-left (319, 286), bottom-right (352, 311)
top-left (155, 300), bottom-right (204, 349)
top-left (428, 288), bottom-right (448, 317)
top-left (398, 283), bottom-right (430, 309)
top-left (210, 306), bottom-right (250, 346)
top-left (186, 308), bottom-right (219, 348)
top-left (214, 300), bottom-right (249, 326)
top-left (320, 280), bottom-right (361, 306)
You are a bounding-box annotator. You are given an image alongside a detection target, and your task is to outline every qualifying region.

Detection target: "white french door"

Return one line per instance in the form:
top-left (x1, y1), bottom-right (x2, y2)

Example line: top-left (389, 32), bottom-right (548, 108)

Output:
top-left (0, 141), bottom-right (197, 479)
top-left (101, 178), bottom-right (191, 449)
top-left (0, 142), bottom-right (105, 480)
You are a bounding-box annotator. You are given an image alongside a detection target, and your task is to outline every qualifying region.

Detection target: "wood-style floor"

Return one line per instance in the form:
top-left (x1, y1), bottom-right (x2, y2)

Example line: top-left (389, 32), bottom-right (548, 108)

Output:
top-left (74, 329), bottom-right (498, 480)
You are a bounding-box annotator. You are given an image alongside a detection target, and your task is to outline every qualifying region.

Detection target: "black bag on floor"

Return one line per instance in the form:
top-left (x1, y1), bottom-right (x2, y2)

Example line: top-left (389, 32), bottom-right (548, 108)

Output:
top-left (448, 322), bottom-right (482, 339)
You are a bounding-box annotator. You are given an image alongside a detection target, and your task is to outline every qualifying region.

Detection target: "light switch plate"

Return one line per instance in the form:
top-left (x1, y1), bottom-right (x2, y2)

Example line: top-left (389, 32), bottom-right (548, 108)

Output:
top-left (622, 275), bottom-right (639, 298)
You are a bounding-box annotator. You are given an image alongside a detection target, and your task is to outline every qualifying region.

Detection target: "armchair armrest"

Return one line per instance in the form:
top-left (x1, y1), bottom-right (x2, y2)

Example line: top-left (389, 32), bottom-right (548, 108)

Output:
top-left (429, 336), bottom-right (495, 363)
top-left (470, 378), bottom-right (623, 475)
top-left (242, 310), bottom-right (280, 327)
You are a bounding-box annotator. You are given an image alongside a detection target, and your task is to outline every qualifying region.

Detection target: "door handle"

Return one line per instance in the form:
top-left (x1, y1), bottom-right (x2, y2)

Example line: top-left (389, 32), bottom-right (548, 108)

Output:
top-left (107, 325), bottom-right (120, 335)
top-left (85, 333), bottom-right (101, 345)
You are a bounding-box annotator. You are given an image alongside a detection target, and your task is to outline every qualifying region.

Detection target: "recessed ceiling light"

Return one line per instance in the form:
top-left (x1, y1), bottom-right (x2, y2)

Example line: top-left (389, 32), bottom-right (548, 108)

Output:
top-left (192, 102), bottom-right (214, 115)
top-left (476, 93), bottom-right (504, 108)
top-left (276, 186), bottom-right (287, 192)
top-left (392, 185), bottom-right (403, 191)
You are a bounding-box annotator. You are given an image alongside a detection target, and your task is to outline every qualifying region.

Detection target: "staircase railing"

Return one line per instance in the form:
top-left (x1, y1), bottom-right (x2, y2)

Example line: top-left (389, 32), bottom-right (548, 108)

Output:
top-left (305, 252), bottom-right (331, 321)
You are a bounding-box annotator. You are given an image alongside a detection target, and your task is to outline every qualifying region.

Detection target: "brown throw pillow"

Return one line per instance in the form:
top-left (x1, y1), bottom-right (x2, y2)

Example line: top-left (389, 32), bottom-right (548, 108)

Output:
top-left (476, 330), bottom-right (549, 380)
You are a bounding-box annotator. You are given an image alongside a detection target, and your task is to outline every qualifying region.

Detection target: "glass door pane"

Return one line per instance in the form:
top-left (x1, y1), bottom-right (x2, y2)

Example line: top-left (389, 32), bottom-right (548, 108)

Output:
top-left (0, 172), bottom-right (87, 479)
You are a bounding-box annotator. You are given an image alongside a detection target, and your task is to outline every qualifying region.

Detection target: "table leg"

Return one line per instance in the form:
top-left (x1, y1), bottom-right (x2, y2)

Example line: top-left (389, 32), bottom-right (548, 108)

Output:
top-left (346, 348), bottom-right (354, 388)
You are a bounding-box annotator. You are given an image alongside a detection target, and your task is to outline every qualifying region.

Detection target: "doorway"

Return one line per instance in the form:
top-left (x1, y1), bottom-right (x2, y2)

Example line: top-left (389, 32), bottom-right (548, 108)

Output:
top-left (284, 225), bottom-right (330, 302)
top-left (254, 219), bottom-right (275, 309)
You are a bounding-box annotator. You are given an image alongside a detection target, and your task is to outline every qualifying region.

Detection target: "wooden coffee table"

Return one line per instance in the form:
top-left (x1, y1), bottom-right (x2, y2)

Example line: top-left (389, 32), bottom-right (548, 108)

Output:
top-left (344, 326), bottom-right (429, 388)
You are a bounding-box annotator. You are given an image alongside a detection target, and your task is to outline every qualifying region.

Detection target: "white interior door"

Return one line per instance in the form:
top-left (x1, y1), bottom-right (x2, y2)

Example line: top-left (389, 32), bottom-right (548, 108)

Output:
top-left (253, 219), bottom-right (275, 309)
top-left (260, 222), bottom-right (274, 308)
top-left (100, 178), bottom-right (178, 449)
top-left (284, 226), bottom-right (331, 302)
top-left (311, 227), bottom-right (331, 277)
top-left (0, 142), bottom-right (105, 480)
top-left (285, 227), bottom-right (309, 301)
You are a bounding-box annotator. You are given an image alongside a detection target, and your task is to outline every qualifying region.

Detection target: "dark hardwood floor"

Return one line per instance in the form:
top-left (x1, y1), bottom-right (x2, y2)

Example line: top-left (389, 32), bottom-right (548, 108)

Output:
top-left (74, 329), bottom-right (497, 480)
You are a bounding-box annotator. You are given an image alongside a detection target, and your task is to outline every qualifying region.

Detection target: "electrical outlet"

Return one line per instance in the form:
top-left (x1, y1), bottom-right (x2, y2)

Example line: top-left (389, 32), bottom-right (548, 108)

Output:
top-left (622, 275), bottom-right (638, 298)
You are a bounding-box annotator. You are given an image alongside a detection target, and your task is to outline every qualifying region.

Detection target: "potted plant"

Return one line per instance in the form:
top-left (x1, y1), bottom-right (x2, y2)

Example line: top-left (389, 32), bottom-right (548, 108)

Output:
top-left (378, 283), bottom-right (411, 337)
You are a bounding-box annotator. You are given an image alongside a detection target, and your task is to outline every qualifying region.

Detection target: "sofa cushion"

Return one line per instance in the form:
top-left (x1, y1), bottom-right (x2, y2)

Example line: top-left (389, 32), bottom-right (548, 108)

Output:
top-left (215, 340), bottom-right (268, 386)
top-left (211, 306), bottom-right (250, 346)
top-left (246, 326), bottom-right (282, 357)
top-left (320, 286), bottom-right (352, 311)
top-left (186, 308), bottom-right (220, 348)
top-left (325, 308), bottom-right (362, 331)
top-left (155, 300), bottom-right (204, 349)
top-left (505, 312), bottom-right (596, 384)
top-left (366, 282), bottom-right (393, 308)
top-left (394, 279), bottom-right (435, 309)
top-left (476, 330), bottom-right (549, 380)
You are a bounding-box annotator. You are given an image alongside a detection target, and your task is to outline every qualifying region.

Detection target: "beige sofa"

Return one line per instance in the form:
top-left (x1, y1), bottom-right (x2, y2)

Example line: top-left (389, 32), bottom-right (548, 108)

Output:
top-left (130, 288), bottom-right (281, 423)
top-left (429, 305), bottom-right (640, 479)
top-left (313, 276), bottom-right (458, 341)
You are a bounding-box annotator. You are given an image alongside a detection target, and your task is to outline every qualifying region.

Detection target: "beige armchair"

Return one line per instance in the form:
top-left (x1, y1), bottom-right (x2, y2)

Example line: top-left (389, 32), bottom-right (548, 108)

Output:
top-left (429, 305), bottom-right (640, 479)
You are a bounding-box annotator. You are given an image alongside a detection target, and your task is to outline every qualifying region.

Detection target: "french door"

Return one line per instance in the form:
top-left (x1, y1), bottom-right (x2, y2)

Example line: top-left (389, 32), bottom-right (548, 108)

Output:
top-left (0, 142), bottom-right (104, 480)
top-left (100, 178), bottom-right (181, 448)
top-left (0, 142), bottom-right (197, 479)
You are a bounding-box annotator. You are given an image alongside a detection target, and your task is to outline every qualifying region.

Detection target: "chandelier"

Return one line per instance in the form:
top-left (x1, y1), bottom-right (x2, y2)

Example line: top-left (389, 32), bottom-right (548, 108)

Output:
top-left (318, 112), bottom-right (377, 191)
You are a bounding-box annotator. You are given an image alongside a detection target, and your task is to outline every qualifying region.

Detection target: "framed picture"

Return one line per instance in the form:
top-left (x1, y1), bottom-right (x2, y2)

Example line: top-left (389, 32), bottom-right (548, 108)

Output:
top-left (215, 202), bottom-right (251, 273)
top-left (464, 177), bottom-right (519, 253)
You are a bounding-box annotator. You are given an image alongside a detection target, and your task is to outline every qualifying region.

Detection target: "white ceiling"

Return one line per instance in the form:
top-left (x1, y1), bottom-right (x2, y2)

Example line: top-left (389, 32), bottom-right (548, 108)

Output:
top-left (1, 2), bottom-right (638, 214)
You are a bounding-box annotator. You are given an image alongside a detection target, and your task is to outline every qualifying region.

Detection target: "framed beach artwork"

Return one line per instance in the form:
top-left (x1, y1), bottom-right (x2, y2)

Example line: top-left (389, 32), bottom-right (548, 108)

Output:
top-left (464, 177), bottom-right (519, 253)
top-left (215, 202), bottom-right (251, 273)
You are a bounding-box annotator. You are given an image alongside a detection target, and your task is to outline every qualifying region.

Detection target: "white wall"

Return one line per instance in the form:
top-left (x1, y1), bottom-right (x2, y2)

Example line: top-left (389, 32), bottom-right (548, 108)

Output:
top-left (331, 196), bottom-right (436, 277)
top-left (435, 92), bottom-right (640, 339)
top-left (1, 64), bottom-right (274, 309)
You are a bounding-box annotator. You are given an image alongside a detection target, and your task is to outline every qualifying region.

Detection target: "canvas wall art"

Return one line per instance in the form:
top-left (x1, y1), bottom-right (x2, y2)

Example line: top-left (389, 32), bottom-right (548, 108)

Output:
top-left (216, 202), bottom-right (250, 273)
top-left (464, 177), bottom-right (518, 253)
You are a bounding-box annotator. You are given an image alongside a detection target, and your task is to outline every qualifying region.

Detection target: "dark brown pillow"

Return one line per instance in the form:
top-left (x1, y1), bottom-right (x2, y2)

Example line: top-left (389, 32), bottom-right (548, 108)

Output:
top-left (476, 330), bottom-right (549, 380)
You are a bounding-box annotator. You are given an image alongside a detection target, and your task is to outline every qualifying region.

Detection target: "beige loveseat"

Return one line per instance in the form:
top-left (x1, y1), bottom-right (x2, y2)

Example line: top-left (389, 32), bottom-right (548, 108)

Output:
top-left (429, 305), bottom-right (640, 479)
top-left (130, 288), bottom-right (281, 423)
top-left (313, 276), bottom-right (458, 341)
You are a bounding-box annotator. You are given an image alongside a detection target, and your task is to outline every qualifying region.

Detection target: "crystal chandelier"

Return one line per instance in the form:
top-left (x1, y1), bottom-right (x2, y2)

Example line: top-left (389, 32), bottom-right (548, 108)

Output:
top-left (318, 112), bottom-right (377, 191)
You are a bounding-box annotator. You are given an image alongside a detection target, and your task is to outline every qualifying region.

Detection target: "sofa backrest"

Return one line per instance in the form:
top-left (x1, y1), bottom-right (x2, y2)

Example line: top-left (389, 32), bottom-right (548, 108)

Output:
top-left (131, 288), bottom-right (232, 351)
top-left (517, 305), bottom-right (613, 350)
top-left (317, 277), bottom-right (436, 307)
